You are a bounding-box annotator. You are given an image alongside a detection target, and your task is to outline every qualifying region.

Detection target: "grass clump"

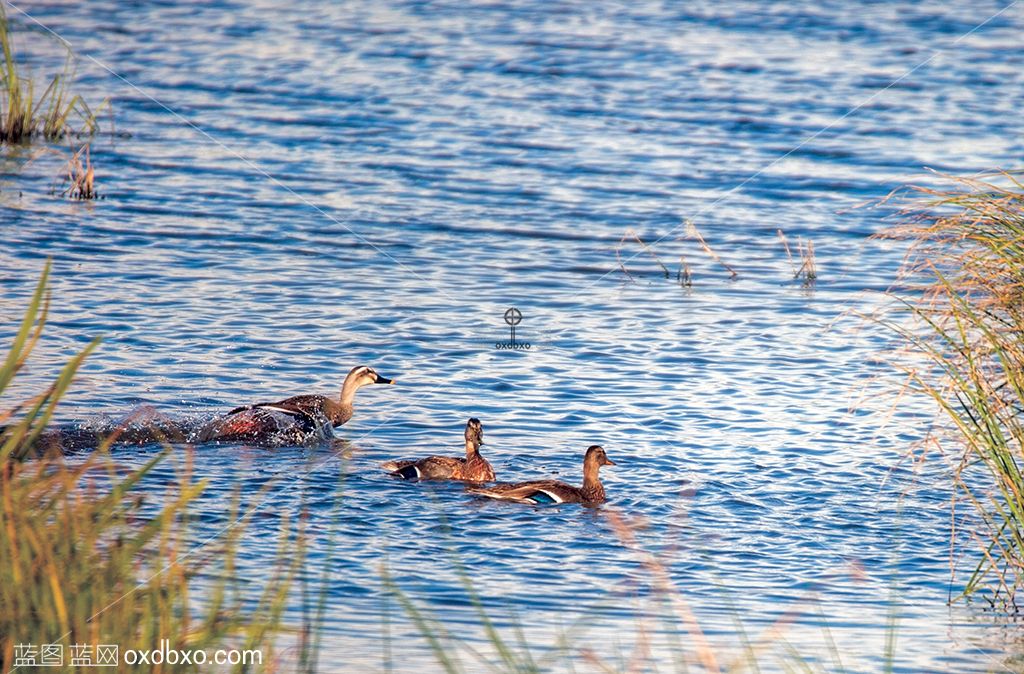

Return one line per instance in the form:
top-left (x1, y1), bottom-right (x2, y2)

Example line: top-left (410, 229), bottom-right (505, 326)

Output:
top-left (59, 143), bottom-right (97, 199)
top-left (1, 5), bottom-right (105, 144)
top-left (1, 261), bottom-right (304, 672)
top-left (886, 171), bottom-right (1024, 605)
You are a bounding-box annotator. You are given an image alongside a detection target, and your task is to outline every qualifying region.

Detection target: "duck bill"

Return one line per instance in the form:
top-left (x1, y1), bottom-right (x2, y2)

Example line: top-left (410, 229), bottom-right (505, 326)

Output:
top-left (375, 374), bottom-right (395, 384)
top-left (604, 458), bottom-right (616, 466)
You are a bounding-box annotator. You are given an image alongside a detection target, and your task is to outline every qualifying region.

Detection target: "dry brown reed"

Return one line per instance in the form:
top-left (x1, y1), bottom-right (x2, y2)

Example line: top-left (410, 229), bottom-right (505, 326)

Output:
top-left (778, 229), bottom-right (817, 286)
top-left (683, 219), bottom-right (738, 279)
top-left (615, 221), bottom-right (737, 286)
top-left (59, 143), bottom-right (96, 200)
top-left (617, 228), bottom-right (671, 282)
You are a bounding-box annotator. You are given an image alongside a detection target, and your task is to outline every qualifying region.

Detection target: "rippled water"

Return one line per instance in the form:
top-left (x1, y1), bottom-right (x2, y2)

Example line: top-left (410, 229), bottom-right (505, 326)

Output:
top-left (3, 1), bottom-right (1024, 671)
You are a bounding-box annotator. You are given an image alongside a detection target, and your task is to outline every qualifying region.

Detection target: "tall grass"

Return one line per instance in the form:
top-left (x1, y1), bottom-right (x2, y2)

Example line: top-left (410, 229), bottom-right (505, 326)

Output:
top-left (1, 4), bottom-right (105, 144)
top-left (0, 259), bottom-right (95, 462)
top-left (1, 261), bottom-right (305, 672)
top-left (885, 171), bottom-right (1024, 605)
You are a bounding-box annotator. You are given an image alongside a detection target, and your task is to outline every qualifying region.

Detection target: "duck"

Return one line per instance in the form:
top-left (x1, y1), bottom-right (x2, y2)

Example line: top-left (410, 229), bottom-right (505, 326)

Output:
top-left (468, 445), bottom-right (615, 505)
top-left (194, 365), bottom-right (394, 446)
top-left (381, 418), bottom-right (495, 482)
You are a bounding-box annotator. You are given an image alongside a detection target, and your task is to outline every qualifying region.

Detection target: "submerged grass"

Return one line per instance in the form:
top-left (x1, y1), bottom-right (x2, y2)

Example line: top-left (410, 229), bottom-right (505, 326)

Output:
top-left (884, 171), bottom-right (1024, 605)
top-left (1, 261), bottom-right (306, 672)
top-left (0, 4), bottom-right (106, 144)
top-left (614, 220), bottom-right (748, 287)
top-left (385, 508), bottom-right (898, 674)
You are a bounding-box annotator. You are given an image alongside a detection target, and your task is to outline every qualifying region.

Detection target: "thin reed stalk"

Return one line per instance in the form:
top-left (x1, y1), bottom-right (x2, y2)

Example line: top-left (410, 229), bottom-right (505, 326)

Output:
top-left (616, 223), bottom-right (735, 287)
top-left (677, 255), bottom-right (692, 287)
top-left (799, 239), bottom-right (817, 283)
top-left (683, 219), bottom-right (737, 279)
top-left (617, 228), bottom-right (671, 282)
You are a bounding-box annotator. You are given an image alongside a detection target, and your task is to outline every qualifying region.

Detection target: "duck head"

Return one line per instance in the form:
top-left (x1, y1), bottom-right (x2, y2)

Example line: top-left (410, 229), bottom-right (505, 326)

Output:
top-left (465, 417), bottom-right (484, 454)
top-left (349, 365), bottom-right (394, 386)
top-left (341, 365), bottom-right (394, 404)
top-left (584, 445), bottom-right (615, 471)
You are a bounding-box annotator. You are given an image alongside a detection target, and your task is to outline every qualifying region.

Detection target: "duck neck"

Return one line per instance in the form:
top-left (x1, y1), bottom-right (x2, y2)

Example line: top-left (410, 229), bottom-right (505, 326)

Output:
top-left (332, 375), bottom-right (361, 426)
top-left (465, 440), bottom-right (481, 461)
top-left (325, 398), bottom-right (353, 427)
top-left (581, 461), bottom-right (605, 500)
top-left (340, 375), bottom-right (361, 407)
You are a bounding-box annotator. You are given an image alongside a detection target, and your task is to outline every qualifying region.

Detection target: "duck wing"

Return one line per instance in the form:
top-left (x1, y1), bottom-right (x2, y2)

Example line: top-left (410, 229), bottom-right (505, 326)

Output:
top-left (383, 455), bottom-right (466, 480)
top-left (200, 397), bottom-right (332, 445)
top-left (468, 480), bottom-right (583, 504)
top-left (228, 395), bottom-right (328, 417)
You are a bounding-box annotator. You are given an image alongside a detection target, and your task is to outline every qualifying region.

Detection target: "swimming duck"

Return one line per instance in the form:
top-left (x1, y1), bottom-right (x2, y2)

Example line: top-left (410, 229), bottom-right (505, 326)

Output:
top-left (381, 418), bottom-right (495, 482)
top-left (468, 445), bottom-right (615, 505)
top-left (195, 365), bottom-right (394, 445)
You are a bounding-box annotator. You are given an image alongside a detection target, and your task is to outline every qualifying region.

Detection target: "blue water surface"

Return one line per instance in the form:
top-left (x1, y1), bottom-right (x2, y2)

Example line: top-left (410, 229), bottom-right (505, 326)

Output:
top-left (3, 1), bottom-right (1024, 671)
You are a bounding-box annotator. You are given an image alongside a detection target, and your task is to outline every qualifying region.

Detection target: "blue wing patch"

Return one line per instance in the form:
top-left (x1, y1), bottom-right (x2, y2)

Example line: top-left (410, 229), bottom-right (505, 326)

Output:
top-left (526, 490), bottom-right (560, 504)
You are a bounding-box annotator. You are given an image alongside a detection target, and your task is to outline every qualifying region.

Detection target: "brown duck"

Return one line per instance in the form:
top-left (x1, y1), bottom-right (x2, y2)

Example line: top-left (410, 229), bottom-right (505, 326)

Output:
top-left (468, 445), bottom-right (615, 505)
top-left (195, 365), bottom-right (394, 445)
top-left (381, 418), bottom-right (495, 482)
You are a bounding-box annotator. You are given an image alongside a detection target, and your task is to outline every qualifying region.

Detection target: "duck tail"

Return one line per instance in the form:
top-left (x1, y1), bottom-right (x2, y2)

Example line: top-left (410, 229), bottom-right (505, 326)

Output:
top-left (381, 460), bottom-right (420, 480)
